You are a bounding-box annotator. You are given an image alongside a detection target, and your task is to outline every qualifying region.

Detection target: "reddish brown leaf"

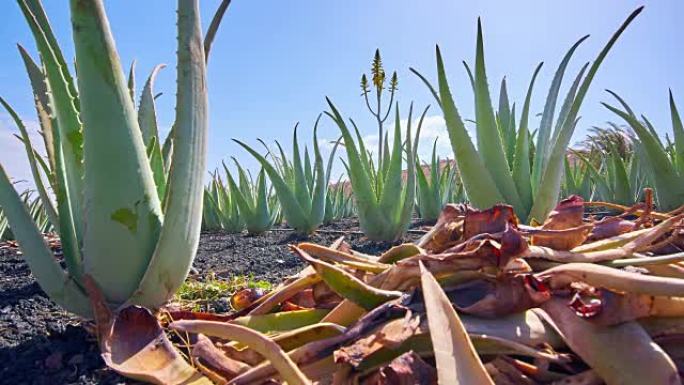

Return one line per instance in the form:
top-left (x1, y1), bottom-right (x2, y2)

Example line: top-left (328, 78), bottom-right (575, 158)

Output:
top-left (418, 204), bottom-right (467, 253)
top-left (532, 196), bottom-right (592, 250)
top-left (464, 204), bottom-right (518, 240)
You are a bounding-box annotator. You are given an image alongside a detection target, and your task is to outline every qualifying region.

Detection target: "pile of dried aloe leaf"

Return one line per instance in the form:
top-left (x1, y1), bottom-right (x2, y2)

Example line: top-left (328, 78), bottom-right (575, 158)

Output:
top-left (100, 194), bottom-right (684, 384)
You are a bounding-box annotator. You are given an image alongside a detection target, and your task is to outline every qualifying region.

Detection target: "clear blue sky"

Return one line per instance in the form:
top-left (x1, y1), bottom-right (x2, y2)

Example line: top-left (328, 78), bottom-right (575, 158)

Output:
top-left (1, 1), bottom-right (682, 184)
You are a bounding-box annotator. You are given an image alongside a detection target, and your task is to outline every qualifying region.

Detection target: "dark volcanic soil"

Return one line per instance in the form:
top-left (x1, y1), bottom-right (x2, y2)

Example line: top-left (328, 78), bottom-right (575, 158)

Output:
top-left (0, 218), bottom-right (423, 385)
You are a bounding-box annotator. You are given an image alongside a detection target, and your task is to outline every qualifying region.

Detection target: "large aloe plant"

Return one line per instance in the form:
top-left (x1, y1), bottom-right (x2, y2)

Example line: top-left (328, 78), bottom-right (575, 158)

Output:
top-left (0, 0), bottom-right (228, 317)
top-left (412, 8), bottom-right (643, 223)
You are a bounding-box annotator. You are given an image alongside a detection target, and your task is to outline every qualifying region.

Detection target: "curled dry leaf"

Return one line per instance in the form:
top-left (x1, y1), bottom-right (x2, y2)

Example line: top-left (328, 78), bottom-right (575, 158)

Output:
top-left (529, 196), bottom-right (593, 250)
top-left (418, 203), bottom-right (467, 252)
top-left (463, 204), bottom-right (518, 240)
top-left (101, 307), bottom-right (212, 385)
top-left (293, 246), bottom-right (402, 310)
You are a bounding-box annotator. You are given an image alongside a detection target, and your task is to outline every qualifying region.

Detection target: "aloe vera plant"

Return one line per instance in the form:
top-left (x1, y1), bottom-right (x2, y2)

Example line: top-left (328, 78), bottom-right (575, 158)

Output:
top-left (234, 117), bottom-right (339, 235)
top-left (412, 8), bottom-right (643, 223)
top-left (415, 140), bottom-right (459, 222)
top-left (0, 190), bottom-right (53, 241)
top-left (326, 96), bottom-right (425, 241)
top-left (202, 173), bottom-right (245, 233)
top-left (324, 176), bottom-right (355, 224)
top-left (604, 90), bottom-right (684, 211)
top-left (574, 146), bottom-right (645, 205)
top-left (224, 161), bottom-right (279, 234)
top-left (0, 0), bottom-right (228, 317)
top-left (561, 158), bottom-right (593, 201)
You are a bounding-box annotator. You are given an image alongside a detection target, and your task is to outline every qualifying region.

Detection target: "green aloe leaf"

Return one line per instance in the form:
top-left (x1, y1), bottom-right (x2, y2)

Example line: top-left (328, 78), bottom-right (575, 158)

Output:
top-left (433, 46), bottom-right (504, 209)
top-left (295, 247), bottom-right (401, 310)
top-left (512, 62), bottom-right (543, 213)
top-left (531, 35), bottom-right (589, 189)
top-left (529, 7), bottom-right (643, 222)
top-left (131, 0), bottom-right (208, 308)
top-left (473, 20), bottom-right (523, 211)
top-left (19, 0), bottom-right (85, 243)
top-left (0, 97), bottom-right (59, 235)
top-left (71, 0), bottom-right (163, 305)
top-left (0, 164), bottom-right (90, 316)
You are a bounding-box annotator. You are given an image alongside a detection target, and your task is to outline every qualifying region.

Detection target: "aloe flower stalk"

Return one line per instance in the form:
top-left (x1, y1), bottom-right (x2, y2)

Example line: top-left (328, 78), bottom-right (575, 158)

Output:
top-left (0, 0), bottom-right (229, 317)
top-left (411, 8), bottom-right (643, 223)
top-left (234, 116), bottom-right (339, 235)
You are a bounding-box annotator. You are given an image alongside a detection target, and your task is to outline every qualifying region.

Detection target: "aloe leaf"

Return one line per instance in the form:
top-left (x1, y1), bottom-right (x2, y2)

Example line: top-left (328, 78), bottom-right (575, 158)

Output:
top-left (531, 35), bottom-right (589, 188)
top-left (131, 0), bottom-right (207, 308)
top-left (137, 64), bottom-right (165, 147)
top-left (473, 21), bottom-right (523, 210)
top-left (291, 125), bottom-right (313, 215)
top-left (409, 67), bottom-right (442, 109)
top-left (127, 59), bottom-right (136, 104)
top-left (0, 97), bottom-right (59, 235)
top-left (512, 62), bottom-right (543, 212)
top-left (19, 0), bottom-right (85, 242)
top-left (310, 118), bottom-right (332, 227)
top-left (232, 309), bottom-right (329, 333)
top-left (294, 247), bottom-right (401, 310)
top-left (529, 7), bottom-right (643, 222)
top-left (0, 164), bottom-right (91, 316)
top-left (396, 105), bottom-right (420, 232)
top-left (434, 46), bottom-right (504, 209)
top-left (669, 90), bottom-right (684, 173)
top-left (379, 105), bottom-right (405, 215)
top-left (550, 62), bottom-right (590, 148)
top-left (203, 0), bottom-right (231, 63)
top-left (419, 262), bottom-right (495, 385)
top-left (21, 0), bottom-right (79, 110)
top-left (17, 45), bottom-right (57, 175)
top-left (70, 0), bottom-right (163, 305)
top-left (609, 143), bottom-right (632, 204)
